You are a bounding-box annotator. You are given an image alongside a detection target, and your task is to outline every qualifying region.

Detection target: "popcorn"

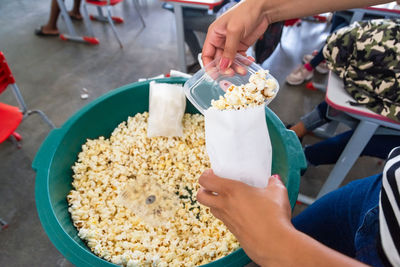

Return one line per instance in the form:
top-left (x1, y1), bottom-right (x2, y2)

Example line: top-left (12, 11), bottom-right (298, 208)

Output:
top-left (68, 113), bottom-right (239, 266)
top-left (211, 69), bottom-right (277, 110)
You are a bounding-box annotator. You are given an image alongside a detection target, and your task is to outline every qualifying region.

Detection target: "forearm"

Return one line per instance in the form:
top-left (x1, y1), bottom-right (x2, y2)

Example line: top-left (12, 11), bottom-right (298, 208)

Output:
top-left (255, 0), bottom-right (391, 24)
top-left (257, 227), bottom-right (368, 267)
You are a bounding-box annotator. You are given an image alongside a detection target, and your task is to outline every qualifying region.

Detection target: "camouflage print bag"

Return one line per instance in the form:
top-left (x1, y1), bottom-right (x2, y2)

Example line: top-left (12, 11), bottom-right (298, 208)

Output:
top-left (323, 19), bottom-right (400, 122)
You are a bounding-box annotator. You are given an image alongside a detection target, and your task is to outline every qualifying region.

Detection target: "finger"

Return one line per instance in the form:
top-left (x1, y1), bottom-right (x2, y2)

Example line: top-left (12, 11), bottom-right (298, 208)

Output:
top-left (210, 207), bottom-right (224, 220)
top-left (231, 63), bottom-right (247, 76)
top-left (202, 35), bottom-right (217, 67)
top-left (205, 65), bottom-right (219, 80)
top-left (196, 187), bottom-right (222, 209)
top-left (221, 26), bottom-right (243, 69)
top-left (230, 54), bottom-right (252, 75)
top-left (247, 55), bottom-right (255, 62)
top-left (210, 208), bottom-right (238, 235)
top-left (220, 67), bottom-right (235, 77)
top-left (214, 49), bottom-right (224, 62)
top-left (267, 174), bottom-right (285, 187)
top-left (198, 169), bottom-right (228, 194)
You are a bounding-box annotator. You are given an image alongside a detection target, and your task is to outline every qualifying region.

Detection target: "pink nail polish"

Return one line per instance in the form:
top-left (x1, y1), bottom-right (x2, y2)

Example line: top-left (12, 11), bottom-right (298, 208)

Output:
top-left (220, 57), bottom-right (230, 70)
top-left (271, 174), bottom-right (281, 181)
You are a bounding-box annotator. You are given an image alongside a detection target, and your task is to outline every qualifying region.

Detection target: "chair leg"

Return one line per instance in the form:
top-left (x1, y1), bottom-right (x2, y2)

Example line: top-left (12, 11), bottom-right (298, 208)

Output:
top-left (9, 133), bottom-right (22, 149)
top-left (96, 6), bottom-right (107, 21)
top-left (82, 2), bottom-right (96, 37)
top-left (133, 0), bottom-right (146, 28)
top-left (11, 132), bottom-right (22, 141)
top-left (106, 6), bottom-right (123, 48)
top-left (27, 110), bottom-right (56, 129)
top-left (0, 218), bottom-right (8, 231)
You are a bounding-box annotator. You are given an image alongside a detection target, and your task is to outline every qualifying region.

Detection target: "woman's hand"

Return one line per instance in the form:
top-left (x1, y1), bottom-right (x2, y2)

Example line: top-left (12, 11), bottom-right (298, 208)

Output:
top-left (201, 0), bottom-right (387, 69)
top-left (196, 169), bottom-right (294, 266)
top-left (202, 0), bottom-right (270, 69)
top-left (197, 170), bottom-right (369, 267)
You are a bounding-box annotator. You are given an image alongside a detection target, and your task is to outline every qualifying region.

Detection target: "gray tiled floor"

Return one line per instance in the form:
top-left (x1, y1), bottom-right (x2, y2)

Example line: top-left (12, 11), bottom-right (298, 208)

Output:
top-left (0, 1), bottom-right (384, 266)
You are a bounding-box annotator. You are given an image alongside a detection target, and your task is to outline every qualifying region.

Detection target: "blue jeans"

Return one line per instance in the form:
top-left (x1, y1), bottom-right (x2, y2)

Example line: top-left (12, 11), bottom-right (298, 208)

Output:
top-left (293, 174), bottom-right (384, 266)
top-left (305, 130), bottom-right (400, 166)
top-left (301, 101), bottom-right (330, 131)
top-left (301, 101), bottom-right (400, 165)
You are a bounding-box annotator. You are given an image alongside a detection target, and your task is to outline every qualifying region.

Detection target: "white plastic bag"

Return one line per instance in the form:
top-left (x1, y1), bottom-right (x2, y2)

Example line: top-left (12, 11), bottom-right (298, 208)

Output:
top-left (147, 81), bottom-right (186, 137)
top-left (204, 105), bottom-right (272, 188)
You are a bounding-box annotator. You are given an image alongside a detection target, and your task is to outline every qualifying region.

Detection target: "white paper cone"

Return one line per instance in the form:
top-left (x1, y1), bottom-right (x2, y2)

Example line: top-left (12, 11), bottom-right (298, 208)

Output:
top-left (204, 105), bottom-right (272, 188)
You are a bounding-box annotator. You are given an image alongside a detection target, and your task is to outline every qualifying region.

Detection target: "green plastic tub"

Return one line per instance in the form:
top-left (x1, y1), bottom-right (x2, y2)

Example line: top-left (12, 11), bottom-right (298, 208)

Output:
top-left (33, 78), bottom-right (306, 267)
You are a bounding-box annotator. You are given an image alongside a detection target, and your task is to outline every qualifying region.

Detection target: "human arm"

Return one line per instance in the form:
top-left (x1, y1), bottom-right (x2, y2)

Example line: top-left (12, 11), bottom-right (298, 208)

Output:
top-left (202, 0), bottom-right (391, 68)
top-left (196, 170), bottom-right (368, 267)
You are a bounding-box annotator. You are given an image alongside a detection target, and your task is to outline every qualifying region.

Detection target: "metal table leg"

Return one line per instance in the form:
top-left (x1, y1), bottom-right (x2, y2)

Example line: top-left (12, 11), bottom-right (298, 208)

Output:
top-left (172, 3), bottom-right (187, 72)
top-left (316, 120), bottom-right (379, 198)
top-left (350, 10), bottom-right (365, 24)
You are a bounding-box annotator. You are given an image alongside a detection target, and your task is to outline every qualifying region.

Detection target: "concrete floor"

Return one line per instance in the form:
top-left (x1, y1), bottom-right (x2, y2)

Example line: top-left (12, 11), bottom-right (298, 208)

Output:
top-left (0, 1), bottom-right (384, 266)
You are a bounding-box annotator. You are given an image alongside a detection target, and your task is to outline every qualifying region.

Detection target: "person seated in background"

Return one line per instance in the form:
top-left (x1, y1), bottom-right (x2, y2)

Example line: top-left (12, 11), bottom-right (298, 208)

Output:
top-left (286, 10), bottom-right (387, 85)
top-left (162, 0), bottom-right (237, 73)
top-left (286, 12), bottom-right (351, 85)
top-left (288, 101), bottom-right (400, 166)
top-left (35, 0), bottom-right (82, 37)
top-left (164, 0), bottom-right (286, 73)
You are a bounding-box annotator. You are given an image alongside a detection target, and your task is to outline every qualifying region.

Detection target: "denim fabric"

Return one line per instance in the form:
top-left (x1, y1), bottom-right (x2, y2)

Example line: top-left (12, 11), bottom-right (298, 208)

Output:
top-left (304, 130), bottom-right (400, 166)
top-left (292, 174), bottom-right (384, 266)
top-left (300, 101), bottom-right (330, 131)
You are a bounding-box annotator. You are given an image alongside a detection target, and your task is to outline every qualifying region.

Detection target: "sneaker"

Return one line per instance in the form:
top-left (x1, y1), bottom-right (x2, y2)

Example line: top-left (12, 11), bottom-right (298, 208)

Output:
top-left (315, 60), bottom-right (329, 74)
top-left (302, 50), bottom-right (319, 64)
top-left (302, 51), bottom-right (330, 74)
top-left (286, 65), bottom-right (313, 85)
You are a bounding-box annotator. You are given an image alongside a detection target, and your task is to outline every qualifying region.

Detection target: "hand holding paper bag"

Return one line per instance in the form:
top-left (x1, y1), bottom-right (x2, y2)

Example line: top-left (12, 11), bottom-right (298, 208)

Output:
top-left (204, 105), bottom-right (272, 188)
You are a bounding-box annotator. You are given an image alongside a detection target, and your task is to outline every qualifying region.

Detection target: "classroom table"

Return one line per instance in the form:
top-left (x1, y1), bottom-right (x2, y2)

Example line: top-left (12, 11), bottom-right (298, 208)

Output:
top-left (348, 2), bottom-right (400, 23)
top-left (163, 0), bottom-right (223, 72)
top-left (298, 72), bottom-right (400, 205)
top-left (319, 73), bottom-right (400, 198)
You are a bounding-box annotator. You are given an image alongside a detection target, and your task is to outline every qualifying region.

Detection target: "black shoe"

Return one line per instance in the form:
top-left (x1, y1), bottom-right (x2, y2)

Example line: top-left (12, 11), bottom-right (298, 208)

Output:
top-left (34, 26), bottom-right (59, 37)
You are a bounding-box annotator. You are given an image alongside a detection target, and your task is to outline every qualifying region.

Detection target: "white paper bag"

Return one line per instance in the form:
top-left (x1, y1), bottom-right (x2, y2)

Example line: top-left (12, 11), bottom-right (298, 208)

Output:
top-left (147, 81), bottom-right (186, 138)
top-left (204, 105), bottom-right (272, 188)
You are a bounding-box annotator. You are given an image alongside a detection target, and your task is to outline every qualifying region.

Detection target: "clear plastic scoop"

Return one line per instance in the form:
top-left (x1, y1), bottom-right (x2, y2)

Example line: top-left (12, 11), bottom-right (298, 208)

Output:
top-left (184, 54), bottom-right (279, 114)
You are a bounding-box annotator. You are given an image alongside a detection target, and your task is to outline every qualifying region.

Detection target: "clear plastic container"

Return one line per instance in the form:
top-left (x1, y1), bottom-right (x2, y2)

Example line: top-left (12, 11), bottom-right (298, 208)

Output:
top-left (184, 54), bottom-right (279, 114)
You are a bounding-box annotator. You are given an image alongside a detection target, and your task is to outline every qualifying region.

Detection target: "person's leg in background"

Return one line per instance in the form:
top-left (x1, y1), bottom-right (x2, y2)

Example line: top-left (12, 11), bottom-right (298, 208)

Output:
top-left (68, 0), bottom-right (83, 20)
top-left (286, 13), bottom-right (349, 85)
top-left (290, 101), bottom-right (330, 138)
top-left (182, 8), bottom-right (216, 72)
top-left (288, 100), bottom-right (400, 165)
top-left (292, 174), bottom-right (384, 266)
top-left (35, 0), bottom-right (82, 36)
top-left (304, 131), bottom-right (400, 166)
top-left (162, 4), bottom-right (216, 72)
top-left (288, 99), bottom-right (400, 165)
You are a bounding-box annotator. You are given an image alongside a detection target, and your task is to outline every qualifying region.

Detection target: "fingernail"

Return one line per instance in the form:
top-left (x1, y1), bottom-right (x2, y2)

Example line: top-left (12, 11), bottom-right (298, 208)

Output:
top-left (220, 57), bottom-right (230, 70)
top-left (271, 174), bottom-right (281, 181)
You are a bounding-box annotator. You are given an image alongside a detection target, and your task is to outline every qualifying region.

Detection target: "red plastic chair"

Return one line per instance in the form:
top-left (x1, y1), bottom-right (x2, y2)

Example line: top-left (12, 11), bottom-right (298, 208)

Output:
top-left (0, 52), bottom-right (55, 147)
top-left (82, 0), bottom-right (146, 48)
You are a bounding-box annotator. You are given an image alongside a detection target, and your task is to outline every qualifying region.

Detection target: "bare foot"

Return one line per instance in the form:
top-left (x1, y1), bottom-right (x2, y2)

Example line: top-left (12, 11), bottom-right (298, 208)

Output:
top-left (290, 122), bottom-right (308, 139)
top-left (68, 11), bottom-right (83, 20)
top-left (40, 25), bottom-right (60, 35)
